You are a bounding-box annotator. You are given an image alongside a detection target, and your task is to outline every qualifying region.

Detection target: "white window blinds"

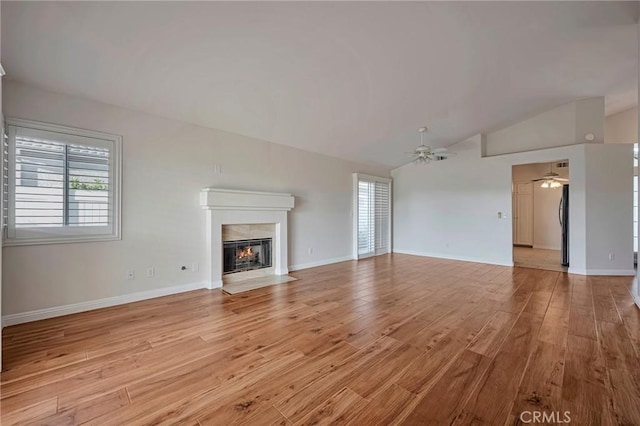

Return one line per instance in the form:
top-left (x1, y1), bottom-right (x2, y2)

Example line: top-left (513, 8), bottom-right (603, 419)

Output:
top-left (5, 119), bottom-right (121, 245)
top-left (356, 176), bottom-right (391, 257)
top-left (2, 132), bottom-right (8, 230)
top-left (358, 180), bottom-right (375, 255)
top-left (13, 135), bottom-right (110, 227)
top-left (374, 181), bottom-right (390, 253)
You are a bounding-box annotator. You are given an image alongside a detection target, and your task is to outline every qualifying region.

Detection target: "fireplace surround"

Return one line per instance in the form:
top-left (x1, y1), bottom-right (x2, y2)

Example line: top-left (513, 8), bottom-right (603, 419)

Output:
top-left (200, 188), bottom-right (295, 288)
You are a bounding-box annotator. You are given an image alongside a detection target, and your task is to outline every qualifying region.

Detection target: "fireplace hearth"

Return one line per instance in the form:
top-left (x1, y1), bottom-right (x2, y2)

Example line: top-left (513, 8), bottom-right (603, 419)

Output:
top-left (223, 238), bottom-right (272, 274)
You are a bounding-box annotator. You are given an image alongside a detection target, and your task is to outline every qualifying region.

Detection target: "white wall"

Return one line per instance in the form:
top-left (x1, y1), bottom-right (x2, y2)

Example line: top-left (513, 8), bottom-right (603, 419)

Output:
top-left (0, 3), bottom-right (4, 369)
top-left (393, 136), bottom-right (583, 268)
top-left (392, 135), bottom-right (634, 275)
top-left (584, 143), bottom-right (634, 273)
top-left (512, 162), bottom-right (569, 250)
top-left (1, 81), bottom-right (390, 318)
top-left (605, 106), bottom-right (638, 144)
top-left (484, 98), bottom-right (604, 156)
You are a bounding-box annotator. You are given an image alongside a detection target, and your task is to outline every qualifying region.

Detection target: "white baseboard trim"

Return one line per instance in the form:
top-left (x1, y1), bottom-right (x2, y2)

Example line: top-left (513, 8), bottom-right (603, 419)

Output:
top-left (209, 279), bottom-right (223, 289)
top-left (393, 249), bottom-right (514, 267)
top-left (533, 245), bottom-right (561, 251)
top-left (568, 268), bottom-right (636, 276)
top-left (289, 255), bottom-right (354, 272)
top-left (2, 281), bottom-right (209, 327)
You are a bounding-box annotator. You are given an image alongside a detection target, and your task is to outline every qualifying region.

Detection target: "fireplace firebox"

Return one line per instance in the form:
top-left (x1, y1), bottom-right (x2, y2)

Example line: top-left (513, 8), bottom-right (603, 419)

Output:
top-left (223, 238), bottom-right (272, 274)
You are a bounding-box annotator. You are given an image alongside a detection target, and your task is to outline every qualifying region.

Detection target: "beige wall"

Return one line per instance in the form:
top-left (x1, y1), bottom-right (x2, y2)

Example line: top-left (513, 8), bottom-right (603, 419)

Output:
top-left (2, 80), bottom-right (391, 318)
top-left (605, 106), bottom-right (638, 144)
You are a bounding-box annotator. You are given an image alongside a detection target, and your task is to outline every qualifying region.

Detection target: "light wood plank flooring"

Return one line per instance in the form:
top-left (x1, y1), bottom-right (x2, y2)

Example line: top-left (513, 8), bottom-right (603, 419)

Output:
top-left (2, 254), bottom-right (639, 425)
top-left (513, 246), bottom-right (567, 272)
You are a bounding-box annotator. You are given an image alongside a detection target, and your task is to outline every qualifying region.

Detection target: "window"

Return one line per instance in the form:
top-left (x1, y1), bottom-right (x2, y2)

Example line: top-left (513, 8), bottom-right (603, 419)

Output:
top-left (4, 118), bottom-right (121, 245)
top-left (353, 173), bottom-right (391, 258)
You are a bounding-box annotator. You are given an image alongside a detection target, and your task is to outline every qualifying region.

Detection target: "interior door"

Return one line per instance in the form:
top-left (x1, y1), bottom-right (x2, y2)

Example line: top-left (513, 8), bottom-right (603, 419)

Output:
top-left (514, 182), bottom-right (534, 246)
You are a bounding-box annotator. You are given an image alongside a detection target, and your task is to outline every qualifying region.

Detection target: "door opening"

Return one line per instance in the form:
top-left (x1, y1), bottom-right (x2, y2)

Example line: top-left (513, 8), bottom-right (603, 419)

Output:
top-left (512, 160), bottom-right (569, 272)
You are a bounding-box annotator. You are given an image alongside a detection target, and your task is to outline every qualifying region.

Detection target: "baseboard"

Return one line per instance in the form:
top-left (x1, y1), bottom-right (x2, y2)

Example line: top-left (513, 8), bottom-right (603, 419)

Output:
top-left (2, 281), bottom-right (209, 327)
top-left (393, 249), bottom-right (514, 267)
top-left (629, 283), bottom-right (640, 310)
top-left (533, 245), bottom-right (561, 251)
top-left (289, 255), bottom-right (354, 272)
top-left (568, 268), bottom-right (636, 276)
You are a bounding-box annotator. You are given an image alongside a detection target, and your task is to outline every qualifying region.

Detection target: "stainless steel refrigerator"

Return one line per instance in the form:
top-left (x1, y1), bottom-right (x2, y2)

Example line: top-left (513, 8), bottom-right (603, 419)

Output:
top-left (560, 184), bottom-right (569, 266)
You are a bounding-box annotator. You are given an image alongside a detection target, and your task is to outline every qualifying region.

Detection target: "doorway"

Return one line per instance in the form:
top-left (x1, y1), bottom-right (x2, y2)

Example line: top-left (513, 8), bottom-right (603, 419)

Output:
top-left (512, 160), bottom-right (569, 272)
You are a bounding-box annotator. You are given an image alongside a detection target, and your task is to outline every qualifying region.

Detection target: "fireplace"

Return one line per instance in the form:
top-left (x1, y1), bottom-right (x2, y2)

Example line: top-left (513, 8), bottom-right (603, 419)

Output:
top-left (223, 238), bottom-right (272, 274)
top-left (201, 188), bottom-right (294, 288)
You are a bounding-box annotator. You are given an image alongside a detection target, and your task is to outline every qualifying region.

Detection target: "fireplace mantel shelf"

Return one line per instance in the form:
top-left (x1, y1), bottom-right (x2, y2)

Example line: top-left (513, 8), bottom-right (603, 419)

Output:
top-left (200, 188), bottom-right (294, 211)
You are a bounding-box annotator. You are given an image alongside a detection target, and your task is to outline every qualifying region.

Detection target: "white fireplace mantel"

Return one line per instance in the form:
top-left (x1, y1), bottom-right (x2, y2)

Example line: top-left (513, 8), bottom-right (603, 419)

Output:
top-left (200, 188), bottom-right (295, 289)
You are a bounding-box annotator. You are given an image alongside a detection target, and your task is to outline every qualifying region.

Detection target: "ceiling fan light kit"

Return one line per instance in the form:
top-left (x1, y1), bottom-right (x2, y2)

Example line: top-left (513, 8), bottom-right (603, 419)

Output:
top-left (408, 126), bottom-right (454, 165)
top-left (540, 179), bottom-right (562, 189)
top-left (532, 162), bottom-right (569, 189)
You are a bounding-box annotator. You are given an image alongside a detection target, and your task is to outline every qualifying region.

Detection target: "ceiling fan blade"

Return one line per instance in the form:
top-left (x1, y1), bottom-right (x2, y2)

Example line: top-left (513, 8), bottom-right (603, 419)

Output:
top-left (556, 178), bottom-right (569, 181)
top-left (431, 148), bottom-right (449, 153)
top-left (531, 178), bottom-right (545, 182)
top-left (434, 152), bottom-right (455, 157)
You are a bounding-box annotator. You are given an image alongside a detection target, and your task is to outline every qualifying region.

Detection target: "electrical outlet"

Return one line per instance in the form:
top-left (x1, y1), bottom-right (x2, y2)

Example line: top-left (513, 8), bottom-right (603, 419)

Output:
top-left (147, 267), bottom-right (155, 278)
top-left (126, 270), bottom-right (135, 280)
top-left (609, 253), bottom-right (615, 261)
top-left (308, 248), bottom-right (313, 255)
top-left (192, 262), bottom-right (199, 272)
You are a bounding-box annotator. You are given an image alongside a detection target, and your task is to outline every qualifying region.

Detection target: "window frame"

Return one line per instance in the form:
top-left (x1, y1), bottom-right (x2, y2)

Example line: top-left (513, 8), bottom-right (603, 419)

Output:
top-left (4, 117), bottom-right (122, 246)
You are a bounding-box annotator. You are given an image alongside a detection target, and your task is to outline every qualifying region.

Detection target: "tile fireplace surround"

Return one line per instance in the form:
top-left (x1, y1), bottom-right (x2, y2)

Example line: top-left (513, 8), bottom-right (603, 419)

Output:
top-left (200, 188), bottom-right (295, 288)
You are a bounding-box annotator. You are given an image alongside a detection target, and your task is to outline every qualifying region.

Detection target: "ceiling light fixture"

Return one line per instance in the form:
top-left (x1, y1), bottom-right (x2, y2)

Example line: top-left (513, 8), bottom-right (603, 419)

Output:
top-left (540, 179), bottom-right (562, 189)
top-left (533, 162), bottom-right (569, 189)
top-left (407, 127), bottom-right (453, 165)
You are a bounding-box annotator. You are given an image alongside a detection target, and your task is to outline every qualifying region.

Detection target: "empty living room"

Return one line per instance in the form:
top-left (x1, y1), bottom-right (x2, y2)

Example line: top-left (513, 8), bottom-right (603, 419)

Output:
top-left (1, 1), bottom-right (640, 425)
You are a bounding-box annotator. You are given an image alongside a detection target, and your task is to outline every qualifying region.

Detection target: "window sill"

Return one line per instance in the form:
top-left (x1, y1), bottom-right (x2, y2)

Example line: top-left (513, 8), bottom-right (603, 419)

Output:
top-left (3, 234), bottom-right (121, 247)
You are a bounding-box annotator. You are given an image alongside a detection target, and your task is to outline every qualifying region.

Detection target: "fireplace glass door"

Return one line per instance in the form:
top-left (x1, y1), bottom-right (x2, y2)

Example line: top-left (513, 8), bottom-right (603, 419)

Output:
top-left (223, 238), bottom-right (272, 274)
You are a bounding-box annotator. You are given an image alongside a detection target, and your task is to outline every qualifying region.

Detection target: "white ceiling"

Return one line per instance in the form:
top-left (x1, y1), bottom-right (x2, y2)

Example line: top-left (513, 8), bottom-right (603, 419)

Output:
top-left (2, 1), bottom-right (638, 167)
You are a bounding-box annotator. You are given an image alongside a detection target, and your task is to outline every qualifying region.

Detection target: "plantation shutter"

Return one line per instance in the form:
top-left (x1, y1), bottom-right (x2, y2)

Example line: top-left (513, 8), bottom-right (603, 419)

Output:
top-left (67, 144), bottom-right (110, 226)
top-left (374, 181), bottom-right (390, 254)
top-left (5, 121), bottom-right (119, 243)
top-left (13, 133), bottom-right (66, 227)
top-left (357, 177), bottom-right (391, 257)
top-left (2, 132), bottom-right (8, 232)
top-left (358, 180), bottom-right (375, 256)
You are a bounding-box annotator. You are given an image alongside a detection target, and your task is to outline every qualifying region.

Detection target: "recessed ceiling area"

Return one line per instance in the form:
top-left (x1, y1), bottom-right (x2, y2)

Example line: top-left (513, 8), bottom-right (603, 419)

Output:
top-left (2, 1), bottom-right (638, 167)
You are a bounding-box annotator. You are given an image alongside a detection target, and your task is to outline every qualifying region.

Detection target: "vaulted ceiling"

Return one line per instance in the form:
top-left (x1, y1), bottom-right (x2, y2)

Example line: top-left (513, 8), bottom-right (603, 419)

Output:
top-left (2, 1), bottom-right (638, 167)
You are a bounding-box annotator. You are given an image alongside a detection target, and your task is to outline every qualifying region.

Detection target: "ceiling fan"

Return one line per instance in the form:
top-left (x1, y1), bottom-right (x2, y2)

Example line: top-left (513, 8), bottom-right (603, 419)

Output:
top-left (532, 163), bottom-right (569, 188)
top-left (407, 127), bottom-right (454, 164)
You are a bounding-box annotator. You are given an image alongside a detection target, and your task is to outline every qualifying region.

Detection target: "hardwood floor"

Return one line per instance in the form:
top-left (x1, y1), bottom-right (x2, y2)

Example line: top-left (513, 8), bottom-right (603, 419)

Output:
top-left (513, 246), bottom-right (567, 272)
top-left (1, 254), bottom-right (639, 425)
